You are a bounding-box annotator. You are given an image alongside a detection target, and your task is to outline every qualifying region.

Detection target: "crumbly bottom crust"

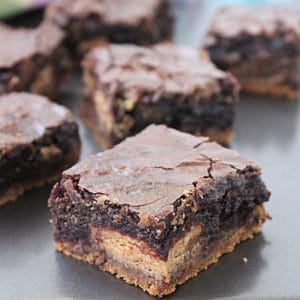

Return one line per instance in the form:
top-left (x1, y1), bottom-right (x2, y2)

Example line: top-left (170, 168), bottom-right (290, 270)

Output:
top-left (241, 79), bottom-right (300, 100)
top-left (55, 205), bottom-right (267, 297)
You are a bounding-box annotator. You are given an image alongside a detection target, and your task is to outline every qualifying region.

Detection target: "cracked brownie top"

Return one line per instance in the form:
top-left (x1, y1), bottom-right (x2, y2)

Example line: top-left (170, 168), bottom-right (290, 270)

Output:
top-left (47, 0), bottom-right (167, 26)
top-left (83, 44), bottom-right (239, 103)
top-left (0, 93), bottom-right (72, 148)
top-left (0, 21), bottom-right (64, 69)
top-left (64, 124), bottom-right (257, 217)
top-left (206, 6), bottom-right (300, 39)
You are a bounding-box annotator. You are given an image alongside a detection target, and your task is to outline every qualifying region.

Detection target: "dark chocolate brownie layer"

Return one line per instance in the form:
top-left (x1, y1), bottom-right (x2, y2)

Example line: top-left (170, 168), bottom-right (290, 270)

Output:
top-left (0, 21), bottom-right (68, 97)
top-left (49, 125), bottom-right (270, 260)
top-left (0, 92), bottom-right (81, 202)
top-left (82, 44), bottom-right (240, 147)
top-left (46, 0), bottom-right (173, 58)
top-left (204, 6), bottom-right (300, 98)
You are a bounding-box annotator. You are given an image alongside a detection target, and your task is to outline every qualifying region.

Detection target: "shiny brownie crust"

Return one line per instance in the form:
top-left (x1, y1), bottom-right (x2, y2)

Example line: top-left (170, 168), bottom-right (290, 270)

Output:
top-left (49, 125), bottom-right (270, 260)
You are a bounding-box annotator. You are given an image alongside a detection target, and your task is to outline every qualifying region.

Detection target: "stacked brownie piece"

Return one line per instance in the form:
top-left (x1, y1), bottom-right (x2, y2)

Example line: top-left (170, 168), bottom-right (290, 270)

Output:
top-left (82, 44), bottom-right (240, 148)
top-left (49, 125), bottom-right (270, 297)
top-left (46, 0), bottom-right (174, 59)
top-left (0, 21), bottom-right (68, 98)
top-left (0, 93), bottom-right (80, 206)
top-left (205, 6), bottom-right (300, 99)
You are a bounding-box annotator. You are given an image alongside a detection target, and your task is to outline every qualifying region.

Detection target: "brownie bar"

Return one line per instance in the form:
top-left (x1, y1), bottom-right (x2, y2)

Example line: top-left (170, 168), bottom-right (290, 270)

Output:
top-left (81, 44), bottom-right (239, 148)
top-left (204, 6), bottom-right (300, 100)
top-left (46, 0), bottom-right (174, 59)
top-left (0, 21), bottom-right (69, 98)
top-left (49, 124), bottom-right (270, 297)
top-left (0, 92), bottom-right (80, 206)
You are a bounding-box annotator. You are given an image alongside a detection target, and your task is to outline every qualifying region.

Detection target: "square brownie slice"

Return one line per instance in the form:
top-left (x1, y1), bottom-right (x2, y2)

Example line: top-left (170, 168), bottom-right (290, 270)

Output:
top-left (204, 6), bottom-right (300, 100)
top-left (46, 0), bottom-right (173, 59)
top-left (0, 92), bottom-right (80, 206)
top-left (49, 125), bottom-right (270, 297)
top-left (81, 44), bottom-right (240, 148)
top-left (0, 21), bottom-right (68, 98)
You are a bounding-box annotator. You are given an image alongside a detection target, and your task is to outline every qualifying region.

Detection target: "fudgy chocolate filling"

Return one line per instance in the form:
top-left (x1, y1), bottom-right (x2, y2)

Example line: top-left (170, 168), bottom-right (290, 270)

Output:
top-left (84, 74), bottom-right (237, 145)
top-left (49, 167), bottom-right (270, 260)
top-left (0, 122), bottom-right (80, 195)
top-left (113, 99), bottom-right (235, 143)
top-left (206, 32), bottom-right (300, 69)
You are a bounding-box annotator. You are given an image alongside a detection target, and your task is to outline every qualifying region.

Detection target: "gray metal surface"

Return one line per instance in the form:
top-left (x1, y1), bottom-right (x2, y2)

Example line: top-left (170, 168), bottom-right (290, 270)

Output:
top-left (1, 1), bottom-right (300, 299)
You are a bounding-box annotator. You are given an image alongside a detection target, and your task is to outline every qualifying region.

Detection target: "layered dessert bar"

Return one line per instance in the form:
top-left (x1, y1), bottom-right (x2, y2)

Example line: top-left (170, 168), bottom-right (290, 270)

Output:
top-left (204, 6), bottom-right (300, 100)
top-left (81, 44), bottom-right (240, 148)
top-left (49, 124), bottom-right (270, 297)
top-left (46, 0), bottom-right (173, 59)
top-left (0, 21), bottom-right (68, 98)
top-left (0, 92), bottom-right (80, 206)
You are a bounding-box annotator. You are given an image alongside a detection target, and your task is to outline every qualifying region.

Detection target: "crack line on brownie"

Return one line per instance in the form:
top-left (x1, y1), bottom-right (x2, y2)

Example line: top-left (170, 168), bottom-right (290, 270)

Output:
top-left (129, 193), bottom-right (168, 208)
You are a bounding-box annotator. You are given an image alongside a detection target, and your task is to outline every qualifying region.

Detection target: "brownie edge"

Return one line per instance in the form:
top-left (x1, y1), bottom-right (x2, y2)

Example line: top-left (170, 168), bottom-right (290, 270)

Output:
top-left (49, 125), bottom-right (270, 296)
top-left (81, 44), bottom-right (240, 148)
top-left (0, 92), bottom-right (81, 205)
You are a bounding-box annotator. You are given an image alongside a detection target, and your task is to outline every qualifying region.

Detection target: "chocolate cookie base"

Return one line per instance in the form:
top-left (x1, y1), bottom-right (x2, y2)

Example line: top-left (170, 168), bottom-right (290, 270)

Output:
top-left (54, 205), bottom-right (266, 297)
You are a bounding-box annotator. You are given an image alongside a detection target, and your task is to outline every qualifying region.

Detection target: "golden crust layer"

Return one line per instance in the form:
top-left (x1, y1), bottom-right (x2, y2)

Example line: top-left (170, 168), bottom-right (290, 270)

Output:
top-left (55, 205), bottom-right (267, 297)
